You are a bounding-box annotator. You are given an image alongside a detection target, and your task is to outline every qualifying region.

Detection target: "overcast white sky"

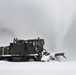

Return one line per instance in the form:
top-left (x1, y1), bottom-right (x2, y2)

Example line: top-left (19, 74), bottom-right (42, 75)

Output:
top-left (0, 0), bottom-right (76, 60)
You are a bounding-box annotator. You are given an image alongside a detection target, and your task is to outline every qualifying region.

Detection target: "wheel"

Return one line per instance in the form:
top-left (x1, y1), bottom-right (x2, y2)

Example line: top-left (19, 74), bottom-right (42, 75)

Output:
top-left (28, 57), bottom-right (35, 62)
top-left (3, 58), bottom-right (8, 61)
top-left (0, 57), bottom-right (2, 60)
top-left (12, 57), bottom-right (21, 62)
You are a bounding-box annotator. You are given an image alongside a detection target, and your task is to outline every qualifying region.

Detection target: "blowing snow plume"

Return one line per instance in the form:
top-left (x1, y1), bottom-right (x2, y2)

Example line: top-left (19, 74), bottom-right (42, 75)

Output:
top-left (55, 12), bottom-right (75, 51)
top-left (0, 0), bottom-right (76, 60)
top-left (0, 27), bottom-right (15, 46)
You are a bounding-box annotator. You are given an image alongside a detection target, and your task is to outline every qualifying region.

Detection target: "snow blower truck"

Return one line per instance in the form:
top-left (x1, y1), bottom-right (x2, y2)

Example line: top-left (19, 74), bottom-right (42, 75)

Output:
top-left (0, 37), bottom-right (66, 62)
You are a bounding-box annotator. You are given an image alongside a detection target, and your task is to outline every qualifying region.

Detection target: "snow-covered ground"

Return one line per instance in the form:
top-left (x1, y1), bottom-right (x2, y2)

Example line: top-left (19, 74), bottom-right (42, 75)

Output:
top-left (0, 61), bottom-right (76, 75)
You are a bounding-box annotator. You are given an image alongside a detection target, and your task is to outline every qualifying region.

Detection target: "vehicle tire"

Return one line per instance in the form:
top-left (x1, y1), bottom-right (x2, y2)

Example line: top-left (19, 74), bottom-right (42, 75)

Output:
top-left (0, 57), bottom-right (2, 60)
top-left (12, 57), bottom-right (21, 62)
top-left (28, 57), bottom-right (35, 62)
top-left (3, 58), bottom-right (8, 61)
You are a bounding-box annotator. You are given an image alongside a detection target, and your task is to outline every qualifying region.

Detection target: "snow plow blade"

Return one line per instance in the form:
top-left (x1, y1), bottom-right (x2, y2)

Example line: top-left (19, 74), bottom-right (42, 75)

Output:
top-left (55, 52), bottom-right (66, 59)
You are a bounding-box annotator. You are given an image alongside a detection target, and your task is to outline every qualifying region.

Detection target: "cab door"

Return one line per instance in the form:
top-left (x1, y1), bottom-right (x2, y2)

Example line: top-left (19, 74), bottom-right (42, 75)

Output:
top-left (27, 40), bottom-right (36, 54)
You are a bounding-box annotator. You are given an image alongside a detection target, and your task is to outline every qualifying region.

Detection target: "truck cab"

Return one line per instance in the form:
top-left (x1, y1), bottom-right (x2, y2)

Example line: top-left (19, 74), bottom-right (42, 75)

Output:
top-left (26, 38), bottom-right (44, 54)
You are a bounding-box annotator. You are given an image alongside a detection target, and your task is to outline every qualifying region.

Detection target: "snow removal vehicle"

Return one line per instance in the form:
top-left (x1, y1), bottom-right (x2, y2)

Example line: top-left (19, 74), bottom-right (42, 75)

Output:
top-left (0, 37), bottom-right (66, 62)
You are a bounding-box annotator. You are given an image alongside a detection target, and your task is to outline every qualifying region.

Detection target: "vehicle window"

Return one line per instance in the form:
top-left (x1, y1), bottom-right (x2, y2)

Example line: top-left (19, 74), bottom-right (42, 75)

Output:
top-left (28, 41), bottom-right (33, 46)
